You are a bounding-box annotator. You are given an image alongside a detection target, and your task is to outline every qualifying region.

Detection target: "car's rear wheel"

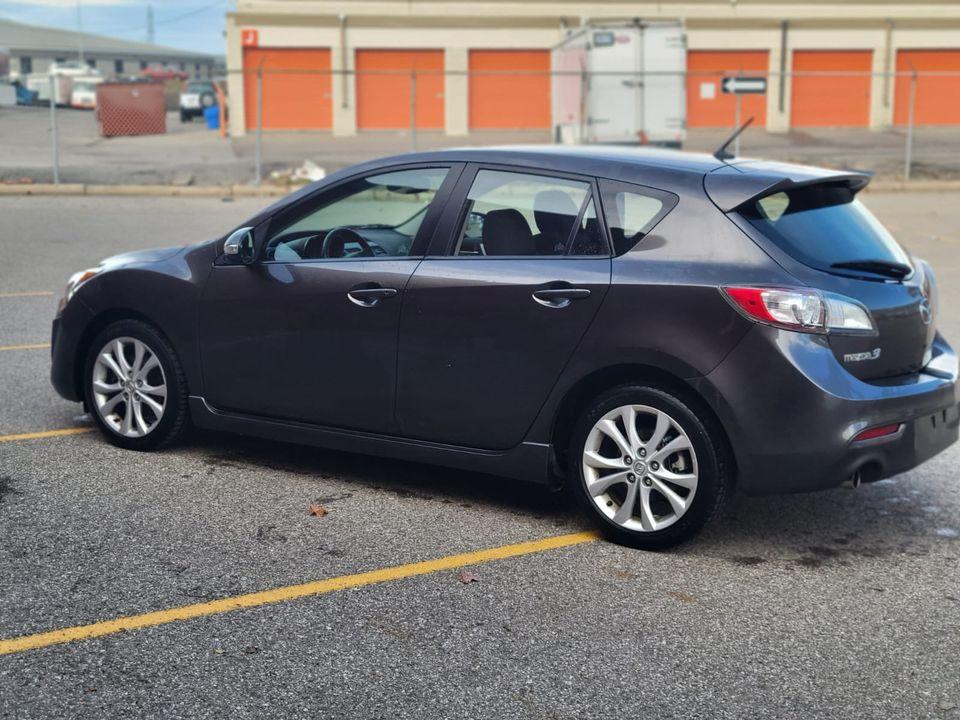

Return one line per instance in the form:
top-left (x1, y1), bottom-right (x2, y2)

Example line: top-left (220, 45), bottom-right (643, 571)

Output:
top-left (568, 384), bottom-right (729, 550)
top-left (83, 319), bottom-right (188, 451)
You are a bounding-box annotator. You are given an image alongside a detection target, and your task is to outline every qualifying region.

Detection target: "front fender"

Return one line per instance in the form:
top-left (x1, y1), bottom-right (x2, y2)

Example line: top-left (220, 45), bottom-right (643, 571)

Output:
top-left (69, 242), bottom-right (216, 399)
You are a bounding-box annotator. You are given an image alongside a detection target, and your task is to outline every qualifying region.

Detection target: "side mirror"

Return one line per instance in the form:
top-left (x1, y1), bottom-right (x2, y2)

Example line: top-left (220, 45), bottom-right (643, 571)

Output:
top-left (223, 226), bottom-right (256, 265)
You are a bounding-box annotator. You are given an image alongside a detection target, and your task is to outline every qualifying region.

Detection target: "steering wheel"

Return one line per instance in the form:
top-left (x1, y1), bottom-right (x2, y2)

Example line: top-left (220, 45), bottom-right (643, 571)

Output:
top-left (303, 226), bottom-right (374, 260)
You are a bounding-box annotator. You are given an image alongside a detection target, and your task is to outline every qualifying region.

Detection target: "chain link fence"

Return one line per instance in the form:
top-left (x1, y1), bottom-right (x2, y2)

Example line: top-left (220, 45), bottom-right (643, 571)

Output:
top-left (13, 68), bottom-right (960, 187)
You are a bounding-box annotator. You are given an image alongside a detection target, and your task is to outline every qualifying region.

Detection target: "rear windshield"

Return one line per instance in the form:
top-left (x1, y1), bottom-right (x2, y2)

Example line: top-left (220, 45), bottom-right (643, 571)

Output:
top-left (739, 184), bottom-right (911, 274)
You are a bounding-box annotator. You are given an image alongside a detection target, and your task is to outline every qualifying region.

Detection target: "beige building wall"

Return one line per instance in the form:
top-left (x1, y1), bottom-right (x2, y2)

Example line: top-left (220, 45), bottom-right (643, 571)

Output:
top-left (228, 1), bottom-right (960, 137)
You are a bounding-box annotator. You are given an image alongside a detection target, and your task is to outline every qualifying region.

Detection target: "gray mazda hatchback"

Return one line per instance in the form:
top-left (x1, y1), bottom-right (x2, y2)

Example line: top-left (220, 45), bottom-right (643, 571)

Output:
top-left (51, 146), bottom-right (959, 549)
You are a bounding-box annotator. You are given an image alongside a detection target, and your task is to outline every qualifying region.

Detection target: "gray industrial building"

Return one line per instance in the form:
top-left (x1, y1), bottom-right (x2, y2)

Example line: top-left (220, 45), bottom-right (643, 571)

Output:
top-left (0, 17), bottom-right (218, 79)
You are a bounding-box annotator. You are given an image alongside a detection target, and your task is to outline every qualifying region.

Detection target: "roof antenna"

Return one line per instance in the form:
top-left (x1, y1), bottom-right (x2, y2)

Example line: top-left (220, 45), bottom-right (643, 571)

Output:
top-left (713, 116), bottom-right (754, 161)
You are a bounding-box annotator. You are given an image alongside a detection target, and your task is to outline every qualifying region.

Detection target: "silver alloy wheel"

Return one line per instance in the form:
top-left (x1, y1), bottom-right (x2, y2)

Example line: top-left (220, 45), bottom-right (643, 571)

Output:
top-left (582, 404), bottom-right (699, 532)
top-left (91, 336), bottom-right (167, 438)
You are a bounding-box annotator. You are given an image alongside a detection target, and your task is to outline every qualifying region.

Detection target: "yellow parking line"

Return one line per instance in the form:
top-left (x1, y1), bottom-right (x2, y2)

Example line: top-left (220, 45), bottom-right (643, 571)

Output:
top-left (0, 530), bottom-right (600, 657)
top-left (0, 427), bottom-right (92, 443)
top-left (0, 291), bottom-right (53, 298)
top-left (0, 343), bottom-right (50, 352)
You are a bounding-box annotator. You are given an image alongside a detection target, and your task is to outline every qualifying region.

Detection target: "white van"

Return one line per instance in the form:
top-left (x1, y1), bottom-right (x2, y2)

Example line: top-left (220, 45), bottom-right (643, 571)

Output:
top-left (26, 62), bottom-right (101, 106)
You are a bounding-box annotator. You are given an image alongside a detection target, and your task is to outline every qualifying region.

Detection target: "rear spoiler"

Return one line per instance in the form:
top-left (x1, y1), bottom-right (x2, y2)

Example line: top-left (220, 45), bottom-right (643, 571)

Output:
top-left (704, 162), bottom-right (872, 213)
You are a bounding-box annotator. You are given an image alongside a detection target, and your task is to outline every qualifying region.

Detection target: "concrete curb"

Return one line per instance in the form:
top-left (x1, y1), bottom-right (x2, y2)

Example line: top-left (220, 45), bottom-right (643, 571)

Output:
top-left (0, 184), bottom-right (293, 198)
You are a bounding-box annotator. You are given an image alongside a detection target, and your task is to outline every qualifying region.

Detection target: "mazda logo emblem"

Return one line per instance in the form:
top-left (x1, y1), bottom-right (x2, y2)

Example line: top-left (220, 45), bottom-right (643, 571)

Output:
top-left (919, 297), bottom-right (932, 325)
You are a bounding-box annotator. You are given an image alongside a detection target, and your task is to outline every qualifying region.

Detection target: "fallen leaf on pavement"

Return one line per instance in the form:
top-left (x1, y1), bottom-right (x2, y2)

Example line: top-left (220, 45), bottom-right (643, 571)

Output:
top-left (666, 591), bottom-right (697, 604)
top-left (458, 569), bottom-right (479, 584)
top-left (308, 504), bottom-right (328, 517)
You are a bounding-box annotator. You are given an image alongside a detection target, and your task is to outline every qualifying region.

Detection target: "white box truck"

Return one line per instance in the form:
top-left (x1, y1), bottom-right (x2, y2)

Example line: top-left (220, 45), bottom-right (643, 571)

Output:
top-left (26, 62), bottom-right (98, 106)
top-left (552, 21), bottom-right (686, 146)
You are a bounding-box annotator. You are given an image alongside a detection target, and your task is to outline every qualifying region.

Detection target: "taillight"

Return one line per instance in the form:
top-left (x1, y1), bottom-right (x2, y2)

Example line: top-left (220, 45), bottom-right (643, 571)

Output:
top-left (853, 423), bottom-right (902, 442)
top-left (918, 260), bottom-right (938, 326)
top-left (721, 286), bottom-right (875, 335)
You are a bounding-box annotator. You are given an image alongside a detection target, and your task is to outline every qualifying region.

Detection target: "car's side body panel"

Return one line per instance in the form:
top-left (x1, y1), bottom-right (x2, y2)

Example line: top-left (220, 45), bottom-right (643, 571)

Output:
top-left (50, 146), bottom-right (959, 497)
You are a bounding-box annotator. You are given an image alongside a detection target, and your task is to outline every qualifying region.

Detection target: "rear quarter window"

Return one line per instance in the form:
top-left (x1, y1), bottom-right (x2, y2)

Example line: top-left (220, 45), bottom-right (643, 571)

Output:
top-left (599, 180), bottom-right (678, 256)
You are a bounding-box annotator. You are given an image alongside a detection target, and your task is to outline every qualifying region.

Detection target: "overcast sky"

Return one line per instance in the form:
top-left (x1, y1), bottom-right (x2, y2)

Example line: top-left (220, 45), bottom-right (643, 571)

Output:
top-left (0, 0), bottom-right (234, 54)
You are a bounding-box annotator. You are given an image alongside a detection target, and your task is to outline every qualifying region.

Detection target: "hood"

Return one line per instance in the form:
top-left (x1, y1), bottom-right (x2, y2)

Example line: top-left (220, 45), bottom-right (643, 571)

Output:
top-left (100, 246), bottom-right (184, 269)
top-left (704, 159), bottom-right (871, 213)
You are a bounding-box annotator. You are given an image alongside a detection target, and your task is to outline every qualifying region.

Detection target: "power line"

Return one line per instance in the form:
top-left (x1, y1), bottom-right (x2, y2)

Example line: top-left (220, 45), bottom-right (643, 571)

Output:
top-left (98, 0), bottom-right (227, 36)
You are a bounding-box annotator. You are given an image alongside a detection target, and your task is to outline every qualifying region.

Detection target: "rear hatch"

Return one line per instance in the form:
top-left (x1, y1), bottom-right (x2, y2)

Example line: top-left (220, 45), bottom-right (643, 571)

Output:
top-left (706, 161), bottom-right (936, 382)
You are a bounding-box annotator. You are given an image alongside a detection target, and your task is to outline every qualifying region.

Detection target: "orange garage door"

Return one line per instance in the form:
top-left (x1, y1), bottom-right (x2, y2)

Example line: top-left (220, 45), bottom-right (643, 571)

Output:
top-left (791, 50), bottom-right (872, 127)
top-left (469, 50), bottom-right (550, 130)
top-left (686, 50), bottom-right (769, 128)
top-left (894, 50), bottom-right (960, 126)
top-left (356, 50), bottom-right (444, 130)
top-left (243, 48), bottom-right (332, 131)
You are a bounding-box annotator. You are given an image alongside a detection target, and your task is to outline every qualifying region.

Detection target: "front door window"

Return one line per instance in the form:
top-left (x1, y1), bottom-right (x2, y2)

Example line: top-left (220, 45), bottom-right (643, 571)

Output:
top-left (264, 167), bottom-right (450, 261)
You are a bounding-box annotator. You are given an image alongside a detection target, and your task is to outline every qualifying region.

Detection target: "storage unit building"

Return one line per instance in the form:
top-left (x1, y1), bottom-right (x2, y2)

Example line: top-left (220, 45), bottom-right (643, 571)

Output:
top-left (225, 1), bottom-right (960, 137)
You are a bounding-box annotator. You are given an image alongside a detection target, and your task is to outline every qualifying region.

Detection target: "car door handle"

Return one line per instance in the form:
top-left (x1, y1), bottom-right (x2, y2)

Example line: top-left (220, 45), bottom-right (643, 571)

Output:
top-left (347, 287), bottom-right (398, 307)
top-left (532, 287), bottom-right (591, 308)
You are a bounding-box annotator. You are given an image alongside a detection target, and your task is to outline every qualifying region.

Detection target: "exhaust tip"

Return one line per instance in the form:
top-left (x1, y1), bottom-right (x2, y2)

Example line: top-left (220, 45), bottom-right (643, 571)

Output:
top-left (849, 469), bottom-right (863, 489)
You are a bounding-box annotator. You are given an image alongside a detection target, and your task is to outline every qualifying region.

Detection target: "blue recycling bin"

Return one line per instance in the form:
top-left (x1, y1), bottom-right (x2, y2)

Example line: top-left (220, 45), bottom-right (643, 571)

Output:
top-left (203, 104), bottom-right (220, 130)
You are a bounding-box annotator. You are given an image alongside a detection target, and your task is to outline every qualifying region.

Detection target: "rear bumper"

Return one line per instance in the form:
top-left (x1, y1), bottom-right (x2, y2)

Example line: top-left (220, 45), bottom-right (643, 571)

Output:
top-left (695, 326), bottom-right (959, 495)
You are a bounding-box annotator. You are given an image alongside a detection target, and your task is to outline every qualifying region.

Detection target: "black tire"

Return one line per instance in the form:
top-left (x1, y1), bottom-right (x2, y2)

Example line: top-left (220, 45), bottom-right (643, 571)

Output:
top-left (568, 383), bottom-right (729, 550)
top-left (180, 110), bottom-right (190, 123)
top-left (83, 319), bottom-right (189, 451)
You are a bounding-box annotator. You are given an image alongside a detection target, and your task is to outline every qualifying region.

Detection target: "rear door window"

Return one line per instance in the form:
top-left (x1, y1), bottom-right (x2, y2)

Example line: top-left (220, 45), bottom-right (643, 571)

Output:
top-left (738, 184), bottom-right (911, 274)
top-left (452, 169), bottom-right (609, 257)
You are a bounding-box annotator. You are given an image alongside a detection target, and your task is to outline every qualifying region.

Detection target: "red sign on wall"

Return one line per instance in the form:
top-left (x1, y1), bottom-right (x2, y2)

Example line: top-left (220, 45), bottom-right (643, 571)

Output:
top-left (241, 29), bottom-right (259, 47)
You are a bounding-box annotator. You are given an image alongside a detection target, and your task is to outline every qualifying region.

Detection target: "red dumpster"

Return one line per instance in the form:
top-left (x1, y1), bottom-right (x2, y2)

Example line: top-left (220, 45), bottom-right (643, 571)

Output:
top-left (96, 82), bottom-right (166, 137)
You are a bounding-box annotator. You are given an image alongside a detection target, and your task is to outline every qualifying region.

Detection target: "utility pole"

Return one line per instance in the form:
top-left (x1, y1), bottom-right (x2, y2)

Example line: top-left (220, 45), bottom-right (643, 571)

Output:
top-left (76, 0), bottom-right (85, 66)
top-left (147, 4), bottom-right (155, 45)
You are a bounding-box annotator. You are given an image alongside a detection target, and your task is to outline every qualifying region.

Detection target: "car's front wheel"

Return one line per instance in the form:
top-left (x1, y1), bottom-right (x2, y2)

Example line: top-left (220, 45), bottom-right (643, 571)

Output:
top-left (569, 384), bottom-right (729, 550)
top-left (83, 319), bottom-right (189, 451)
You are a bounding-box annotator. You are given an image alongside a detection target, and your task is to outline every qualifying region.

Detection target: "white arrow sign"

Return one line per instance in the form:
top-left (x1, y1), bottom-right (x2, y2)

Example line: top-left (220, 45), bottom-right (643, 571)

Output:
top-left (721, 77), bottom-right (767, 94)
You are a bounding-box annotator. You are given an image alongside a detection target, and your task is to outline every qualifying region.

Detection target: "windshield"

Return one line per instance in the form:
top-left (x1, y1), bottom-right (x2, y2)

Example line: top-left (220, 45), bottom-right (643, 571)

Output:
top-left (739, 184), bottom-right (911, 276)
top-left (186, 82), bottom-right (213, 93)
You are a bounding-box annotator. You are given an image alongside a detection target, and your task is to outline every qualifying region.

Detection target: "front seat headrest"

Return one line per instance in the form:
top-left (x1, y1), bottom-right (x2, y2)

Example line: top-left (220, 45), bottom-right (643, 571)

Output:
top-left (534, 190), bottom-right (580, 251)
top-left (481, 208), bottom-right (534, 256)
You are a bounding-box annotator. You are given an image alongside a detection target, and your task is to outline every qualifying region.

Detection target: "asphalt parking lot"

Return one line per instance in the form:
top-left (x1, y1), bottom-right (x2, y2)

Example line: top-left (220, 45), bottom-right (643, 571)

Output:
top-left (3, 104), bottom-right (960, 185)
top-left (1, 192), bottom-right (959, 719)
